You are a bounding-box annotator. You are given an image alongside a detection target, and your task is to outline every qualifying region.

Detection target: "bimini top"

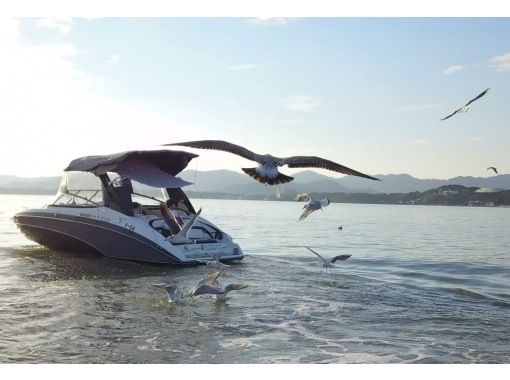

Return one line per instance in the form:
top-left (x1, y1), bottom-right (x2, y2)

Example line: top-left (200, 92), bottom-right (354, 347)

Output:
top-left (64, 150), bottom-right (198, 188)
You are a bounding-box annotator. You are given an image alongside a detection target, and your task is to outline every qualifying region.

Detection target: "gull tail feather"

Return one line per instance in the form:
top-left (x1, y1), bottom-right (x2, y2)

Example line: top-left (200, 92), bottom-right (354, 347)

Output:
top-left (242, 168), bottom-right (294, 185)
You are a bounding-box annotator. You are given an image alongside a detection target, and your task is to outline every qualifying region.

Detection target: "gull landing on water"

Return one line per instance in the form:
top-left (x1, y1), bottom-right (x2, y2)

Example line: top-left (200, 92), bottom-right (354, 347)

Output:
top-left (152, 271), bottom-right (222, 303)
top-left (440, 88), bottom-right (490, 121)
top-left (295, 193), bottom-right (330, 221)
top-left (190, 271), bottom-right (248, 301)
top-left (305, 246), bottom-right (351, 275)
top-left (163, 140), bottom-right (379, 185)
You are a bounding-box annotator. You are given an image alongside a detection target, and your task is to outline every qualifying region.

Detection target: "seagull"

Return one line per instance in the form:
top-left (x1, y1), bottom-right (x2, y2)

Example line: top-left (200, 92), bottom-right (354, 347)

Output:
top-left (191, 282), bottom-right (248, 301)
top-left (440, 88), bottom-right (490, 121)
top-left (304, 246), bottom-right (351, 275)
top-left (163, 140), bottom-right (379, 185)
top-left (189, 270), bottom-right (247, 301)
top-left (487, 167), bottom-right (499, 175)
top-left (295, 193), bottom-right (331, 221)
top-left (152, 272), bottom-right (222, 303)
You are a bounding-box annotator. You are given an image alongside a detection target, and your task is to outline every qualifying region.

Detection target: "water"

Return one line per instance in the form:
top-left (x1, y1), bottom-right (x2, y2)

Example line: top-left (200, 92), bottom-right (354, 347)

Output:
top-left (1, 194), bottom-right (509, 363)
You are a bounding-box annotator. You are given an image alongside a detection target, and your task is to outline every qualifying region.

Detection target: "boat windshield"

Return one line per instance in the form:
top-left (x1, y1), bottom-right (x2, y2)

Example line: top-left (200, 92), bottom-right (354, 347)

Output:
top-left (50, 171), bottom-right (179, 209)
top-left (51, 171), bottom-right (104, 207)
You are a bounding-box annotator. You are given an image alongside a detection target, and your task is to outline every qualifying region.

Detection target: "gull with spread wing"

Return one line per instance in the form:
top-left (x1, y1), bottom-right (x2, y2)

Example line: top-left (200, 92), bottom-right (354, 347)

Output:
top-left (295, 193), bottom-right (331, 221)
top-left (164, 140), bottom-right (379, 185)
top-left (440, 88), bottom-right (490, 121)
top-left (305, 246), bottom-right (351, 275)
top-left (152, 271), bottom-right (221, 303)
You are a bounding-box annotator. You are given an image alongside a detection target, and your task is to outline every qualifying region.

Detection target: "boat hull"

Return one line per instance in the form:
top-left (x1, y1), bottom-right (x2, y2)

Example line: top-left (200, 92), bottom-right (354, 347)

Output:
top-left (14, 211), bottom-right (187, 264)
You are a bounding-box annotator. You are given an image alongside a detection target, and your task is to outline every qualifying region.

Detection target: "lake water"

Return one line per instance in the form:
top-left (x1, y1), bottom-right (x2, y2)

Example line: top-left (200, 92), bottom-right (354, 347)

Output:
top-left (1, 194), bottom-right (509, 363)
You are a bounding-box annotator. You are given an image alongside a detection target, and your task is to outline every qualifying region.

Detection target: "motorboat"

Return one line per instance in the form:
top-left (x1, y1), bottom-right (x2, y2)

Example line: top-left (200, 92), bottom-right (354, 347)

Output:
top-left (13, 150), bottom-right (244, 265)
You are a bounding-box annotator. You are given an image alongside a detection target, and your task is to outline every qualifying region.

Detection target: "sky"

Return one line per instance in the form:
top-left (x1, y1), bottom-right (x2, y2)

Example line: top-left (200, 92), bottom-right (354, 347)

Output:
top-left (1, 16), bottom-right (510, 179)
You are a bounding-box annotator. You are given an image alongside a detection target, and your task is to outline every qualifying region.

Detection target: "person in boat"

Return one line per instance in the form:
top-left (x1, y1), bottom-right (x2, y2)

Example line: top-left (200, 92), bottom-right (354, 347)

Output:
top-left (160, 199), bottom-right (183, 235)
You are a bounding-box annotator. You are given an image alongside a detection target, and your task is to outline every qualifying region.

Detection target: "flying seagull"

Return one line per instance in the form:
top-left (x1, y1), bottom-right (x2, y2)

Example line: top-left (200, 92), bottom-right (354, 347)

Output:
top-left (304, 246), bottom-right (351, 275)
top-left (487, 167), bottom-right (499, 175)
top-left (295, 193), bottom-right (331, 221)
top-left (440, 88), bottom-right (490, 121)
top-left (163, 140), bottom-right (379, 185)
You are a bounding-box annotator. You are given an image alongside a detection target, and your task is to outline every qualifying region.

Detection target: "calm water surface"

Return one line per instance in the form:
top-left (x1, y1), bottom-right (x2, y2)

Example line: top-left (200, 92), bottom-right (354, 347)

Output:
top-left (1, 194), bottom-right (509, 363)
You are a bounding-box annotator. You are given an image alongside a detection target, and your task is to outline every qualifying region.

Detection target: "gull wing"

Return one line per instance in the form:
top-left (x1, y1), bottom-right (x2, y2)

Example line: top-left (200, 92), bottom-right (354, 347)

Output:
top-left (465, 88), bottom-right (490, 107)
top-left (152, 283), bottom-right (178, 295)
top-left (487, 166), bottom-right (498, 174)
top-left (197, 271), bottom-right (221, 287)
top-left (439, 108), bottom-right (462, 121)
top-left (304, 246), bottom-right (327, 264)
top-left (298, 207), bottom-right (317, 221)
top-left (330, 254), bottom-right (352, 263)
top-left (224, 283), bottom-right (248, 293)
top-left (295, 193), bottom-right (312, 202)
top-left (283, 156), bottom-right (379, 181)
top-left (163, 140), bottom-right (257, 161)
top-left (191, 283), bottom-right (223, 297)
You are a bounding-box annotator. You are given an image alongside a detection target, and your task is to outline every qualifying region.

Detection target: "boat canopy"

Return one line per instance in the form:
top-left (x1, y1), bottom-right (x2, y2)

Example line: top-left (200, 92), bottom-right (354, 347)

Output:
top-left (64, 150), bottom-right (197, 188)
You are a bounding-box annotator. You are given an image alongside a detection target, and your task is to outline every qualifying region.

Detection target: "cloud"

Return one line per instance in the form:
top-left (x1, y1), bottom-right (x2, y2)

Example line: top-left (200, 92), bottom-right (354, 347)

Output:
top-left (487, 52), bottom-right (510, 72)
top-left (278, 96), bottom-right (319, 111)
top-left (247, 18), bottom-right (298, 26)
top-left (412, 139), bottom-right (429, 145)
top-left (468, 136), bottom-right (483, 143)
top-left (107, 54), bottom-right (121, 64)
top-left (443, 65), bottom-right (464, 75)
top-left (227, 64), bottom-right (260, 71)
top-left (35, 18), bottom-right (73, 34)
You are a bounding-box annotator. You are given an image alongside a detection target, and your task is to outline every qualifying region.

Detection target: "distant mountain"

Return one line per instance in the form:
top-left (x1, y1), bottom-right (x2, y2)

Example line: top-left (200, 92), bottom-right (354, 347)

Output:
top-left (1, 170), bottom-right (510, 196)
top-left (0, 175), bottom-right (60, 194)
top-left (344, 173), bottom-right (510, 193)
top-left (181, 170), bottom-right (510, 195)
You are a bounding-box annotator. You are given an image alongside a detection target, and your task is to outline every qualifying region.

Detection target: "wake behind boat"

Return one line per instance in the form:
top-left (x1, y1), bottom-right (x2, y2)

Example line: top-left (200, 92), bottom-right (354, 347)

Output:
top-left (12, 150), bottom-right (244, 265)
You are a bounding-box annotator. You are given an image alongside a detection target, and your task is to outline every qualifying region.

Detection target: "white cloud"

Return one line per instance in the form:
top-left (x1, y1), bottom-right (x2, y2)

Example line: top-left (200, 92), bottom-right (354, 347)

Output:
top-left (443, 65), bottom-right (464, 75)
top-left (412, 139), bottom-right (429, 145)
top-left (247, 18), bottom-right (298, 26)
top-left (278, 96), bottom-right (319, 111)
top-left (107, 53), bottom-right (121, 64)
top-left (227, 64), bottom-right (260, 71)
top-left (487, 52), bottom-right (510, 72)
top-left (468, 136), bottom-right (483, 143)
top-left (35, 18), bottom-right (73, 34)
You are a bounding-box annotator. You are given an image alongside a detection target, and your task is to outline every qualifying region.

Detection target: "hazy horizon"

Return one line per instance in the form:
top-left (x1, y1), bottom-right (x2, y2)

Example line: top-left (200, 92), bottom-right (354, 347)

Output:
top-left (2, 17), bottom-right (509, 180)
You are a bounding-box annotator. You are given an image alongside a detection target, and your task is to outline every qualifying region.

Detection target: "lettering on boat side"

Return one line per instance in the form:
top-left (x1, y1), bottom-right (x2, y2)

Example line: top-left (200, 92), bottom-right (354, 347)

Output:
top-left (79, 212), bottom-right (110, 223)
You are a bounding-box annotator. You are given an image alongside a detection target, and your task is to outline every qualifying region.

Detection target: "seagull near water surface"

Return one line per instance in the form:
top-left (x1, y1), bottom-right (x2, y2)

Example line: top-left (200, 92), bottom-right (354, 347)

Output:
top-left (295, 193), bottom-right (331, 221)
top-left (164, 140), bottom-right (379, 185)
top-left (152, 271), bottom-right (222, 303)
top-left (305, 246), bottom-right (351, 275)
top-left (439, 88), bottom-right (490, 121)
